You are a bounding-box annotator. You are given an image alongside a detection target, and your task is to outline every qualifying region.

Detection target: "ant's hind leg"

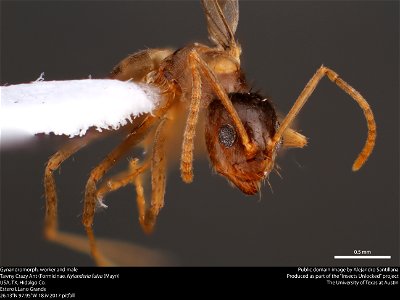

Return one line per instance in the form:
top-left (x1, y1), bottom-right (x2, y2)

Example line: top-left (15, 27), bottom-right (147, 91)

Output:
top-left (141, 118), bottom-right (169, 233)
top-left (95, 118), bottom-right (169, 235)
top-left (82, 116), bottom-right (159, 266)
top-left (95, 158), bottom-right (151, 203)
top-left (44, 134), bottom-right (97, 241)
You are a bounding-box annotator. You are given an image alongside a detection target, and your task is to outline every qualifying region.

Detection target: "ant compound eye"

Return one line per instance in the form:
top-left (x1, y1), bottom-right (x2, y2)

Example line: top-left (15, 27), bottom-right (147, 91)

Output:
top-left (218, 124), bottom-right (237, 148)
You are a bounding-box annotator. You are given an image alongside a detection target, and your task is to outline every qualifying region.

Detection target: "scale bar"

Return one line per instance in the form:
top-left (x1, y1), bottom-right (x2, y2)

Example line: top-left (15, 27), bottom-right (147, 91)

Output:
top-left (334, 256), bottom-right (391, 259)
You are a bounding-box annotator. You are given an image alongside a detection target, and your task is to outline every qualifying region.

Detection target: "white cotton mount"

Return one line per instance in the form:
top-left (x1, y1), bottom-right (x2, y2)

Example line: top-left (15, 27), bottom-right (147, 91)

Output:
top-left (0, 79), bottom-right (159, 143)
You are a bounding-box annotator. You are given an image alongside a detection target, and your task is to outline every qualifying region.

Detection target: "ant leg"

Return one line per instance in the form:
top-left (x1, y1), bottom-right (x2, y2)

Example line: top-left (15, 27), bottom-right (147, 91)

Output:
top-left (44, 133), bottom-right (98, 241)
top-left (82, 115), bottom-right (160, 266)
top-left (96, 158), bottom-right (151, 203)
top-left (95, 159), bottom-right (149, 230)
top-left (271, 65), bottom-right (376, 171)
top-left (94, 162), bottom-right (149, 230)
top-left (95, 119), bottom-right (169, 234)
top-left (188, 50), bottom-right (257, 158)
top-left (180, 52), bottom-right (202, 183)
top-left (141, 118), bottom-right (169, 233)
top-left (133, 175), bottom-right (146, 230)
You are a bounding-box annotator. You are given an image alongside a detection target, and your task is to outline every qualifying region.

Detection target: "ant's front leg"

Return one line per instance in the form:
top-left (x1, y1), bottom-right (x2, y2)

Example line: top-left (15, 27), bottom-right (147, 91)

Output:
top-left (189, 50), bottom-right (257, 158)
top-left (180, 49), bottom-right (257, 183)
top-left (180, 52), bottom-right (202, 183)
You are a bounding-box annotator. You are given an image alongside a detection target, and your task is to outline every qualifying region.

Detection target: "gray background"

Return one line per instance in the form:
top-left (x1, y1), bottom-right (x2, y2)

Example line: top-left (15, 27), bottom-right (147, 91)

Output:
top-left (1, 0), bottom-right (398, 266)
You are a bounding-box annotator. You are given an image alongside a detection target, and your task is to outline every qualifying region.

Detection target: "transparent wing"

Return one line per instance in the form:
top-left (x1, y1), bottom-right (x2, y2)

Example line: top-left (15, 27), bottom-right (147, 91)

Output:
top-left (0, 79), bottom-right (160, 144)
top-left (201, 0), bottom-right (239, 49)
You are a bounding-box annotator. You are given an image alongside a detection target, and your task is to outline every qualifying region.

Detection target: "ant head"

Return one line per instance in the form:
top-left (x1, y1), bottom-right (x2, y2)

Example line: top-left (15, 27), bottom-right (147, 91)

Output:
top-left (205, 92), bottom-right (281, 195)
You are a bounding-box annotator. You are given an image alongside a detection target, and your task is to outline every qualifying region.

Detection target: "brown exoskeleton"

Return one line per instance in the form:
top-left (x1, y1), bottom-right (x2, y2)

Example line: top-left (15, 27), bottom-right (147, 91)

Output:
top-left (43, 0), bottom-right (376, 265)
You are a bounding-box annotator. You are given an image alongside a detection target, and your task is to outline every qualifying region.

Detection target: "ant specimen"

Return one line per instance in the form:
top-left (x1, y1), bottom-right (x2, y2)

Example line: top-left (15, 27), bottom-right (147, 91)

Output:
top-left (43, 0), bottom-right (376, 265)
